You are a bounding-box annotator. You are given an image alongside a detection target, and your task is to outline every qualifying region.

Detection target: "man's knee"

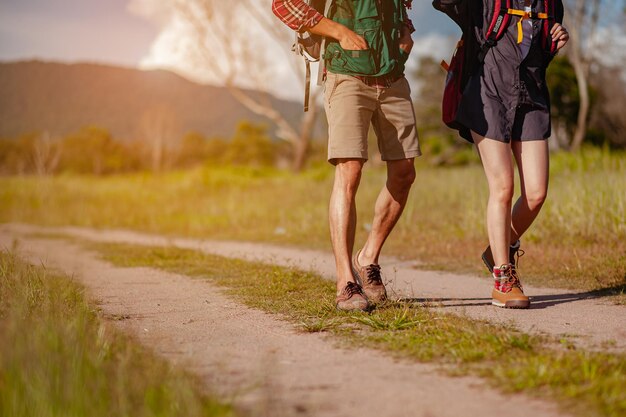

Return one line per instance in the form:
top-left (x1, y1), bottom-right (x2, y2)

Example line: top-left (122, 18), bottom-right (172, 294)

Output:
top-left (335, 159), bottom-right (365, 192)
top-left (387, 159), bottom-right (416, 190)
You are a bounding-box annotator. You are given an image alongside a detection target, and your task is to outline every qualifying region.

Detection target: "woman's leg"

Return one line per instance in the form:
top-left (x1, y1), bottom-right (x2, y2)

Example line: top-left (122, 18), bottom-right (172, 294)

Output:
top-left (510, 140), bottom-right (549, 242)
top-left (472, 132), bottom-right (515, 268)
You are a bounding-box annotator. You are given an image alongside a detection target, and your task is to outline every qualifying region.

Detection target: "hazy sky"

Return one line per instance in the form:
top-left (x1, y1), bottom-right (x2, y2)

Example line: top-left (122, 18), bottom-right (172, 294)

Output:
top-left (0, 0), bottom-right (457, 65)
top-left (0, 0), bottom-right (159, 66)
top-left (0, 0), bottom-right (463, 99)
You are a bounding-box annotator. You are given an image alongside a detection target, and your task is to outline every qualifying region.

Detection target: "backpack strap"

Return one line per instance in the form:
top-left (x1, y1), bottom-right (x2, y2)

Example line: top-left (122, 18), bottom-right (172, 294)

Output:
top-left (541, 0), bottom-right (558, 55)
top-left (316, 0), bottom-right (335, 86)
top-left (302, 0), bottom-right (333, 112)
top-left (304, 60), bottom-right (312, 112)
top-left (478, 0), bottom-right (511, 63)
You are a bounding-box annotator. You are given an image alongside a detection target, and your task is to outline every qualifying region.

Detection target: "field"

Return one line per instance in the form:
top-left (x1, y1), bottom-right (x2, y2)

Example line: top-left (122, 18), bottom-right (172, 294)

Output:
top-left (1, 147), bottom-right (624, 291)
top-left (2, 147), bottom-right (625, 417)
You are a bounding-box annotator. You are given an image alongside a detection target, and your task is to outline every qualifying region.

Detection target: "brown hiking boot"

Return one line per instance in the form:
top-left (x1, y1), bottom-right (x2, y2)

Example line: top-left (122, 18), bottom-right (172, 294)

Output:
top-left (491, 264), bottom-right (530, 309)
top-left (482, 240), bottom-right (523, 273)
top-left (335, 281), bottom-right (369, 311)
top-left (352, 250), bottom-right (387, 304)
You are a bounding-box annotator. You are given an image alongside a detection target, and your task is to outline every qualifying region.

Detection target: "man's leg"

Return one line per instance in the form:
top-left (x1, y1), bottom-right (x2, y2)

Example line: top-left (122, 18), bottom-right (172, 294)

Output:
top-left (357, 158), bottom-right (416, 265)
top-left (329, 158), bottom-right (366, 293)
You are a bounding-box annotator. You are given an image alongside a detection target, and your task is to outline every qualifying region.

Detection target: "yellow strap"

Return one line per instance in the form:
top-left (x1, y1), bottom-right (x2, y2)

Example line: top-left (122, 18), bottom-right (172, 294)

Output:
top-left (518, 13), bottom-right (527, 43)
top-left (506, 9), bottom-right (549, 44)
top-left (507, 8), bottom-right (549, 19)
top-left (507, 8), bottom-right (526, 16)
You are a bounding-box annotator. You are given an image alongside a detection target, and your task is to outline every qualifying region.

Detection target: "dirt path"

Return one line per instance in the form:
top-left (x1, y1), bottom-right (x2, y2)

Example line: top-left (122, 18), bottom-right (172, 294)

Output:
top-left (1, 227), bottom-right (567, 417)
top-left (3, 223), bottom-right (624, 351)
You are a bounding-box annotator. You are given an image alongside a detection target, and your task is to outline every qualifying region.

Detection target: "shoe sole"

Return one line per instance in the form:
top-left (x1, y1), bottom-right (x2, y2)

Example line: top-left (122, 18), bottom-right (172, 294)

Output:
top-left (491, 299), bottom-right (530, 309)
top-left (336, 303), bottom-right (371, 312)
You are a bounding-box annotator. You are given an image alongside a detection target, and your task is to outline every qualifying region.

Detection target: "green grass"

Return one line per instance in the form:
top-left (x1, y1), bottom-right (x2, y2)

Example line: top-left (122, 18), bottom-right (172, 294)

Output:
top-left (93, 242), bottom-right (626, 417)
top-left (0, 251), bottom-right (234, 417)
top-left (0, 147), bottom-right (624, 291)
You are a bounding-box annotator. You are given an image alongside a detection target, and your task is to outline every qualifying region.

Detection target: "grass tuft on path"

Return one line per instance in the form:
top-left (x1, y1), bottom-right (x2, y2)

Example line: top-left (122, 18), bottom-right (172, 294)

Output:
top-left (0, 251), bottom-right (234, 417)
top-left (94, 243), bottom-right (626, 417)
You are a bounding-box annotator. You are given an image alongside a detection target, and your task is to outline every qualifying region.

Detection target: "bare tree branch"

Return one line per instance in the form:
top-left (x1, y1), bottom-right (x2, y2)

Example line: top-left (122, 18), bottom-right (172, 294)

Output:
top-left (172, 0), bottom-right (320, 170)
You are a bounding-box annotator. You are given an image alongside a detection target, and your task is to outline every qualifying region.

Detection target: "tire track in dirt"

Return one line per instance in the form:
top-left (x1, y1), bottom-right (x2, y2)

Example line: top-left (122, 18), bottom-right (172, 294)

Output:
top-left (4, 223), bottom-right (624, 351)
top-left (1, 229), bottom-right (566, 417)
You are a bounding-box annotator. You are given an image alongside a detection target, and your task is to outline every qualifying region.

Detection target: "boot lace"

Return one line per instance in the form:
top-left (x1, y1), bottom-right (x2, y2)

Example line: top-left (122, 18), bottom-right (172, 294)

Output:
top-left (500, 265), bottom-right (523, 293)
top-left (343, 281), bottom-right (364, 297)
top-left (365, 264), bottom-right (383, 285)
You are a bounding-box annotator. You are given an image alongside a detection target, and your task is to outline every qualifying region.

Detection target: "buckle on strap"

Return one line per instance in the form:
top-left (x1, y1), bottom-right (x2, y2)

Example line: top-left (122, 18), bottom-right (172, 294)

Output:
top-left (506, 9), bottom-right (549, 44)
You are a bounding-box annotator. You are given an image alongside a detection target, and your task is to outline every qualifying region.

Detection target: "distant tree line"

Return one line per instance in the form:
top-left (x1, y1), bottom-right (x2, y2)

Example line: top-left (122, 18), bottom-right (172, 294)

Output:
top-left (0, 121), bottom-right (313, 176)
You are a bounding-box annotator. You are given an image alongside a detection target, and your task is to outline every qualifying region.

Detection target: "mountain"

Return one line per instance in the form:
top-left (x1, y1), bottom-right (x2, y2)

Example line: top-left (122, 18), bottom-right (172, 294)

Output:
top-left (0, 60), bottom-right (302, 140)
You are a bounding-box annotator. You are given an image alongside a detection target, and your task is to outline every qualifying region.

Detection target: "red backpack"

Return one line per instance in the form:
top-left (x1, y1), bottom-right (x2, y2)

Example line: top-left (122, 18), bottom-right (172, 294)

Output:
top-left (437, 0), bottom-right (559, 131)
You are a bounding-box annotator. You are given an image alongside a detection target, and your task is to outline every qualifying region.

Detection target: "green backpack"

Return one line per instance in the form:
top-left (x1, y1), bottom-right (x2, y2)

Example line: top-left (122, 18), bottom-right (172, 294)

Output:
top-left (324, 0), bottom-right (408, 78)
top-left (293, 0), bottom-right (407, 111)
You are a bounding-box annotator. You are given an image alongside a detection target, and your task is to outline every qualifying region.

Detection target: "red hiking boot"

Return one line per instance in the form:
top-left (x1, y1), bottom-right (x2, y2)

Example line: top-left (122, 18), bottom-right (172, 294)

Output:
top-left (492, 264), bottom-right (530, 309)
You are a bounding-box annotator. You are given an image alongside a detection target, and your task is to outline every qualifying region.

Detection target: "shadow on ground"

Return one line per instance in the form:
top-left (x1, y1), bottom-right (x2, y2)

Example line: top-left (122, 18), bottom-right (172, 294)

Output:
top-left (397, 284), bottom-right (626, 310)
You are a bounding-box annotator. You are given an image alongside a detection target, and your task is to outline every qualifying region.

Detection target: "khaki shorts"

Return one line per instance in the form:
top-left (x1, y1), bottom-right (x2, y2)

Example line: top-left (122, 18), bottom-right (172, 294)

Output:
top-left (323, 72), bottom-right (421, 164)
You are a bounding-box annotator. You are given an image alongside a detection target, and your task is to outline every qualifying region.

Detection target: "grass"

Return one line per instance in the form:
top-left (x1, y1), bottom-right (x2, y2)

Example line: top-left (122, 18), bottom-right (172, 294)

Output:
top-left (92, 242), bottom-right (626, 417)
top-left (0, 147), bottom-right (624, 291)
top-left (0, 251), bottom-right (234, 417)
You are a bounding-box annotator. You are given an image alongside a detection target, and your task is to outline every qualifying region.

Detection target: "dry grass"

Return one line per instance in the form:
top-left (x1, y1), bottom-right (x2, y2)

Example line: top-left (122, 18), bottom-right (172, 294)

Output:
top-left (0, 148), bottom-right (624, 291)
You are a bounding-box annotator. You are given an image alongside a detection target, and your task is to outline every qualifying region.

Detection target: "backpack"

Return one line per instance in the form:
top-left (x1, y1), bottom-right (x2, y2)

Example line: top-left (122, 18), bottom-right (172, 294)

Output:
top-left (435, 0), bottom-right (559, 132)
top-left (292, 0), bottom-right (335, 112)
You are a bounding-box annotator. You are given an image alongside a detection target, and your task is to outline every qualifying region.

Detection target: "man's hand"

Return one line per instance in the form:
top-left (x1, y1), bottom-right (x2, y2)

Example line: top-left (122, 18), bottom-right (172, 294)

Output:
top-left (551, 23), bottom-right (569, 51)
top-left (309, 17), bottom-right (368, 50)
top-left (338, 27), bottom-right (368, 50)
top-left (399, 25), bottom-right (414, 54)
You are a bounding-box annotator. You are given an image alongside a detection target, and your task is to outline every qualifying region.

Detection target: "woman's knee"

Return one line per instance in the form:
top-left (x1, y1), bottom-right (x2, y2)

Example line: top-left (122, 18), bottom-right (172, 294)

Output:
top-left (524, 187), bottom-right (548, 211)
top-left (490, 180), bottom-right (515, 203)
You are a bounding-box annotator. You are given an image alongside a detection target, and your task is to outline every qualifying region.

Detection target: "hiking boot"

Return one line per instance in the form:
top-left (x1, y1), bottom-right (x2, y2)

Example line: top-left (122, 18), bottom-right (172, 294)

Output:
top-left (352, 250), bottom-right (387, 304)
top-left (481, 240), bottom-right (523, 273)
top-left (335, 281), bottom-right (369, 311)
top-left (491, 264), bottom-right (530, 309)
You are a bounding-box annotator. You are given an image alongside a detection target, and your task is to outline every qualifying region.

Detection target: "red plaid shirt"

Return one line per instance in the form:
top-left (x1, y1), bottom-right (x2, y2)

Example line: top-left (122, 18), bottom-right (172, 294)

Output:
top-left (272, 0), bottom-right (414, 32)
top-left (272, 0), bottom-right (414, 87)
top-left (272, 0), bottom-right (325, 32)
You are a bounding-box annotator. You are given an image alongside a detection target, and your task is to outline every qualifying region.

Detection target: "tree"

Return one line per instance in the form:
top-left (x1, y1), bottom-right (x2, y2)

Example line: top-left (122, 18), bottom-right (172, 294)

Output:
top-left (223, 121), bottom-right (276, 167)
top-left (171, 0), bottom-right (320, 171)
top-left (563, 0), bottom-right (625, 150)
top-left (59, 126), bottom-right (134, 175)
top-left (546, 57), bottom-right (580, 149)
top-left (0, 132), bottom-right (62, 175)
top-left (588, 66), bottom-right (626, 148)
top-left (30, 132), bottom-right (61, 176)
top-left (139, 103), bottom-right (180, 172)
